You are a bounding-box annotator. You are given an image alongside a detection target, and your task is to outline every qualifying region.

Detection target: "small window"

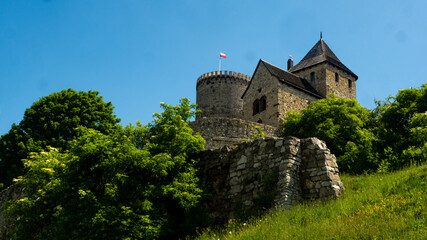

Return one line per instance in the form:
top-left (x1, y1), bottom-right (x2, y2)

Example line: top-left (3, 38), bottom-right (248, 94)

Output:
top-left (260, 96), bottom-right (267, 111)
top-left (335, 72), bottom-right (339, 82)
top-left (253, 99), bottom-right (260, 115)
top-left (348, 79), bottom-right (352, 88)
top-left (310, 72), bottom-right (315, 82)
top-left (253, 96), bottom-right (267, 115)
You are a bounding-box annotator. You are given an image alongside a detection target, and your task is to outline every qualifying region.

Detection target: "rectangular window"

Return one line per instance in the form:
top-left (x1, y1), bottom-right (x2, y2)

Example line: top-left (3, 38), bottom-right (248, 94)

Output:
top-left (348, 79), bottom-right (352, 88)
top-left (253, 99), bottom-right (259, 115)
top-left (335, 72), bottom-right (339, 82)
top-left (310, 72), bottom-right (315, 82)
top-left (260, 96), bottom-right (266, 111)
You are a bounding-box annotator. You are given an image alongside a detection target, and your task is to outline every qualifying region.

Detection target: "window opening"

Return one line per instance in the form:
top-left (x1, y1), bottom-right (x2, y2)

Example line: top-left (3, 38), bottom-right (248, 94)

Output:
top-left (260, 96), bottom-right (266, 111)
top-left (253, 99), bottom-right (259, 115)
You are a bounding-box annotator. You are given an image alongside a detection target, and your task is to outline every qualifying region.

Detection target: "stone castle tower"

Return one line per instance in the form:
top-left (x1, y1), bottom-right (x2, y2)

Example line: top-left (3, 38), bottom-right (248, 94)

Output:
top-left (288, 37), bottom-right (358, 99)
top-left (196, 71), bottom-right (251, 119)
top-left (192, 37), bottom-right (358, 149)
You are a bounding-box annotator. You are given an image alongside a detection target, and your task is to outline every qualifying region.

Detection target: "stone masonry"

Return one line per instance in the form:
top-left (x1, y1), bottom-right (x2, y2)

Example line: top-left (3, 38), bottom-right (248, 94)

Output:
top-left (199, 136), bottom-right (344, 222)
top-left (196, 71), bottom-right (251, 119)
top-left (189, 117), bottom-right (278, 150)
top-left (292, 63), bottom-right (356, 99)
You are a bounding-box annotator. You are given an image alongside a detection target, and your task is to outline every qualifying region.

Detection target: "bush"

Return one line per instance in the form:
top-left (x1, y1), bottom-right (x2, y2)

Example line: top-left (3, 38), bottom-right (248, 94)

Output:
top-left (281, 95), bottom-right (378, 174)
top-left (7, 98), bottom-right (205, 240)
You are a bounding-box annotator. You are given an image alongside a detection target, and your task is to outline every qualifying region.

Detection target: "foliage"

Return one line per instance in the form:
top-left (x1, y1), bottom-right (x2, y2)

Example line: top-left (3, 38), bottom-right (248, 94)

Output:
top-left (0, 89), bottom-right (120, 189)
top-left (242, 124), bottom-right (267, 143)
top-left (375, 84), bottom-right (427, 169)
top-left (281, 95), bottom-right (377, 173)
top-left (196, 165), bottom-right (427, 240)
top-left (249, 124), bottom-right (267, 140)
top-left (7, 98), bottom-right (205, 240)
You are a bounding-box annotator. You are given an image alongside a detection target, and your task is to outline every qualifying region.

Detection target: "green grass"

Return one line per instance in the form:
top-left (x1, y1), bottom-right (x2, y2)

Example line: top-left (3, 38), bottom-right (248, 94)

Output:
top-left (194, 165), bottom-right (427, 240)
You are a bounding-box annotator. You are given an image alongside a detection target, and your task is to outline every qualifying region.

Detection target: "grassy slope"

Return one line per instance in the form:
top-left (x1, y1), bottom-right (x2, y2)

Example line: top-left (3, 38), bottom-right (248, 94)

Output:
top-left (195, 165), bottom-right (427, 240)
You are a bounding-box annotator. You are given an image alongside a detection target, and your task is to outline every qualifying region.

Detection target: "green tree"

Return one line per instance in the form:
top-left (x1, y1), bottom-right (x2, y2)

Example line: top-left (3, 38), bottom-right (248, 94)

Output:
top-left (375, 84), bottom-right (427, 169)
top-left (0, 89), bottom-right (120, 189)
top-left (7, 98), bottom-right (205, 240)
top-left (281, 95), bottom-right (377, 174)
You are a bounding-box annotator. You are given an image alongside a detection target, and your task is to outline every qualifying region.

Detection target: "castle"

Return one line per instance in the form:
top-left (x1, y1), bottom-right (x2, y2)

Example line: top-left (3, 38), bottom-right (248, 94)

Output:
top-left (0, 38), bottom-right (354, 233)
top-left (191, 37), bottom-right (358, 150)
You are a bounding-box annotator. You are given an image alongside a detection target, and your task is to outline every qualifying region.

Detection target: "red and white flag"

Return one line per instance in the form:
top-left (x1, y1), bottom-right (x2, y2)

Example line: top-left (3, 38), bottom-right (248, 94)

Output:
top-left (220, 52), bottom-right (227, 58)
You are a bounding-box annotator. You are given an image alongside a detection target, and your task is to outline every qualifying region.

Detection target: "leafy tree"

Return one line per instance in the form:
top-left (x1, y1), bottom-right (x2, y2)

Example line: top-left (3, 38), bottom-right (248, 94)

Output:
top-left (375, 84), bottom-right (427, 169)
top-left (281, 95), bottom-right (377, 174)
top-left (0, 89), bottom-right (120, 189)
top-left (7, 98), bottom-right (205, 240)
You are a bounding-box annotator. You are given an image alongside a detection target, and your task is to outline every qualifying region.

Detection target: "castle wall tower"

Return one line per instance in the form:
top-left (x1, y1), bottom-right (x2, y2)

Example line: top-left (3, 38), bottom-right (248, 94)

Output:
top-left (289, 38), bottom-right (358, 99)
top-left (196, 71), bottom-right (251, 119)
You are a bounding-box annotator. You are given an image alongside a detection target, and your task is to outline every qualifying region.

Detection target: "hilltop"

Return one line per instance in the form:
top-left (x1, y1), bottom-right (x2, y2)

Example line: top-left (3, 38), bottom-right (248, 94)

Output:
top-left (196, 165), bottom-right (427, 239)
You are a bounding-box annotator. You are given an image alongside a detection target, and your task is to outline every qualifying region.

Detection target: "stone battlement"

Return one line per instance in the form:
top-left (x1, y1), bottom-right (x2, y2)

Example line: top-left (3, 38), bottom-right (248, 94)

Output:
top-left (197, 70), bottom-right (251, 85)
top-left (196, 71), bottom-right (251, 119)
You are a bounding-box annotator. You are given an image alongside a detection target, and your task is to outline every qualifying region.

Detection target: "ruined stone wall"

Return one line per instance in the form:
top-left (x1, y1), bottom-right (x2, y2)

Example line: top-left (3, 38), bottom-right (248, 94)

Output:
top-left (199, 137), bottom-right (344, 222)
top-left (190, 117), bottom-right (278, 150)
top-left (196, 71), bottom-right (251, 119)
top-left (293, 63), bottom-right (356, 99)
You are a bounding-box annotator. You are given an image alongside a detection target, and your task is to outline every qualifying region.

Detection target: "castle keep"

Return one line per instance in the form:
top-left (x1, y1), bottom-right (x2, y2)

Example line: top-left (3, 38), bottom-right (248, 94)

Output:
top-left (192, 37), bottom-right (358, 150)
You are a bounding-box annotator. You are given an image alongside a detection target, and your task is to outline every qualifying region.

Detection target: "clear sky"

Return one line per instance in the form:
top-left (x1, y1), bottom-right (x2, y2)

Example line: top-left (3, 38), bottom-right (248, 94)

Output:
top-left (1, 0), bottom-right (426, 135)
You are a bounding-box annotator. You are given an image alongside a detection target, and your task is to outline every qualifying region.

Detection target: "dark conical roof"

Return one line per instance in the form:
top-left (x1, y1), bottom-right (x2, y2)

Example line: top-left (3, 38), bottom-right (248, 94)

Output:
top-left (289, 39), bottom-right (358, 80)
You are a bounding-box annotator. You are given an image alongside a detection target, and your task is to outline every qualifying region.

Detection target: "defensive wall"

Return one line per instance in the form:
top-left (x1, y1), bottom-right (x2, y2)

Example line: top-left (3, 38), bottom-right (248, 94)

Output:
top-left (189, 117), bottom-right (278, 150)
top-left (0, 137), bottom-right (344, 237)
top-left (198, 136), bottom-right (344, 222)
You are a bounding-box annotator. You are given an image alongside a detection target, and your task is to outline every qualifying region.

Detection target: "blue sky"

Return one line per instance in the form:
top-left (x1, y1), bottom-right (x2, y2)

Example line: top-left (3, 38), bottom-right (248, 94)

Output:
top-left (1, 0), bottom-right (426, 135)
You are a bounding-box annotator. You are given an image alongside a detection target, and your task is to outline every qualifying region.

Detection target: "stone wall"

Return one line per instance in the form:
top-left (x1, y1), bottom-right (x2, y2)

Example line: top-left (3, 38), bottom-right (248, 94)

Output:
top-left (0, 137), bottom-right (344, 235)
top-left (276, 85), bottom-right (318, 121)
top-left (199, 136), bottom-right (344, 222)
top-left (190, 117), bottom-right (278, 150)
top-left (242, 63), bottom-right (281, 127)
top-left (0, 184), bottom-right (22, 239)
top-left (242, 62), bottom-right (320, 128)
top-left (293, 63), bottom-right (356, 99)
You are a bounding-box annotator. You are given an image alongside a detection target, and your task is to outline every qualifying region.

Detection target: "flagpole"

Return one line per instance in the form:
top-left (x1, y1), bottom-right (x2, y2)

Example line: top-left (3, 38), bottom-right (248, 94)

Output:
top-left (219, 55), bottom-right (221, 72)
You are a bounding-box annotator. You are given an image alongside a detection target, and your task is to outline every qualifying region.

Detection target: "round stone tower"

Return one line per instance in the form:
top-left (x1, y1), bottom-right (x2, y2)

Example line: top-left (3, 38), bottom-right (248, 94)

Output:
top-left (196, 71), bottom-right (251, 119)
